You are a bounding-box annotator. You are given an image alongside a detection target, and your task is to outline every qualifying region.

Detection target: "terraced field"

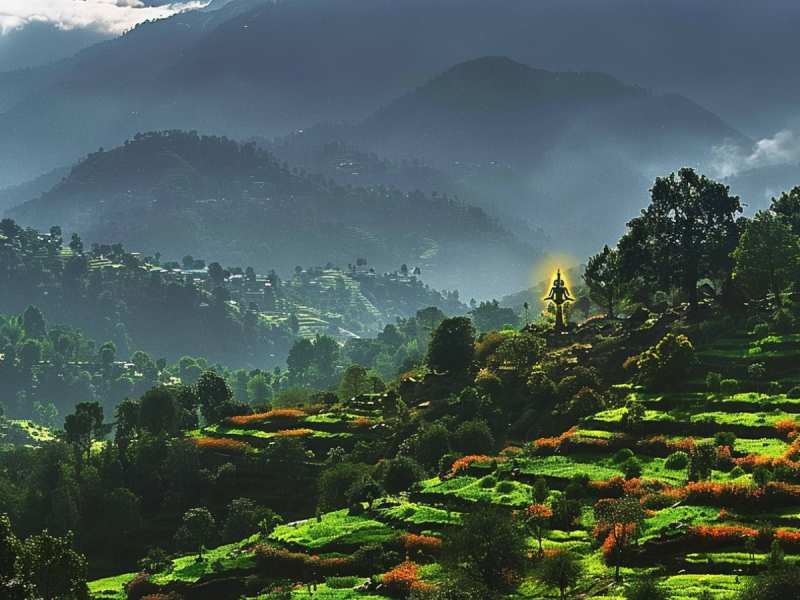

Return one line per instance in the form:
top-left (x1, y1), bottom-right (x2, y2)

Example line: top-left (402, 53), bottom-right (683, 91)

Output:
top-left (89, 326), bottom-right (800, 599)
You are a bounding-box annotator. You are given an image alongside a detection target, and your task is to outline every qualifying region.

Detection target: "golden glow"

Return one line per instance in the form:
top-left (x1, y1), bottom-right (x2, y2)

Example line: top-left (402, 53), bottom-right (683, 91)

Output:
top-left (530, 253), bottom-right (578, 306)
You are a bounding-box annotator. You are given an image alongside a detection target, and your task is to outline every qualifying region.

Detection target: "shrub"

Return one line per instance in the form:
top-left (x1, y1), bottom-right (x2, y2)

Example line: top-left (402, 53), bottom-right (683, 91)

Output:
top-left (729, 466), bottom-right (745, 479)
top-left (452, 419), bottom-right (495, 455)
top-left (401, 533), bottom-right (442, 555)
top-left (227, 408), bottom-right (306, 426)
top-left (625, 576), bottom-right (668, 600)
top-left (448, 455), bottom-right (495, 477)
top-left (191, 437), bottom-right (250, 455)
top-left (497, 480), bottom-right (515, 493)
top-left (125, 574), bottom-right (158, 600)
top-left (774, 308), bottom-right (795, 333)
top-left (720, 379), bottom-right (739, 395)
top-left (706, 372), bottom-right (722, 392)
top-left (753, 322), bottom-right (770, 338)
top-left (613, 448), bottom-right (635, 464)
top-left (479, 476), bottom-right (497, 489)
top-left (788, 386), bottom-right (800, 399)
top-left (382, 457), bottom-right (426, 494)
top-left (326, 576), bottom-right (360, 589)
top-left (276, 428), bottom-right (314, 437)
top-left (714, 432), bottom-right (737, 448)
top-left (748, 362), bottom-right (767, 380)
top-left (382, 561), bottom-right (430, 595)
top-left (665, 451), bottom-right (689, 470)
top-left (622, 458), bottom-right (642, 480)
top-left (635, 333), bottom-right (696, 389)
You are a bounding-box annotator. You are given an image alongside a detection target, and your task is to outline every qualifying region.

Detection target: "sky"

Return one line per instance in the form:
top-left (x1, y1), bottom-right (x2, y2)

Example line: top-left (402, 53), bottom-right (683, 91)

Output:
top-left (0, 0), bottom-right (208, 36)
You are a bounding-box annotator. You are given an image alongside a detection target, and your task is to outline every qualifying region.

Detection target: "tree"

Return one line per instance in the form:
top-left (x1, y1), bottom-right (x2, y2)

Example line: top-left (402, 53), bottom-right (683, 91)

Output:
top-left (427, 317), bottom-right (475, 374)
top-left (539, 550), bottom-right (580, 600)
top-left (526, 503), bottom-right (553, 555)
top-left (64, 402), bottom-right (106, 464)
top-left (732, 210), bottom-right (800, 307)
top-left (222, 498), bottom-right (280, 543)
top-left (246, 373), bottom-right (273, 406)
top-left (771, 186), bottom-right (800, 235)
top-left (338, 365), bottom-right (372, 401)
top-left (738, 563), bottom-right (800, 599)
top-left (16, 530), bottom-right (89, 600)
top-left (195, 370), bottom-right (233, 423)
top-left (469, 300), bottom-right (518, 333)
top-left (175, 508), bottom-right (216, 560)
top-left (0, 514), bottom-right (20, 579)
top-left (451, 419), bottom-right (494, 455)
top-left (583, 245), bottom-right (622, 318)
top-left (688, 443), bottom-right (717, 482)
top-left (618, 168), bottom-right (741, 308)
top-left (22, 305), bottom-right (46, 339)
top-left (139, 387), bottom-right (179, 435)
top-left (594, 495), bottom-right (646, 580)
top-left (634, 333), bottom-right (696, 390)
top-left (381, 456), bottom-right (425, 494)
top-left (443, 506), bottom-right (527, 591)
top-left (318, 462), bottom-right (365, 511)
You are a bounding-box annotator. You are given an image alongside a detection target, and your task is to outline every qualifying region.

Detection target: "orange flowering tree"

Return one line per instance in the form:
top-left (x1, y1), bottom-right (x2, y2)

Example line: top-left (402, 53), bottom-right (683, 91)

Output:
top-left (525, 503), bottom-right (553, 555)
top-left (593, 495), bottom-right (646, 581)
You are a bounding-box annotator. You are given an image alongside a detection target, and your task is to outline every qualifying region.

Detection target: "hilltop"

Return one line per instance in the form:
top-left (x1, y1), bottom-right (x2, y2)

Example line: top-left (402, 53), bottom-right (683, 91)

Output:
top-left (6, 130), bottom-right (536, 298)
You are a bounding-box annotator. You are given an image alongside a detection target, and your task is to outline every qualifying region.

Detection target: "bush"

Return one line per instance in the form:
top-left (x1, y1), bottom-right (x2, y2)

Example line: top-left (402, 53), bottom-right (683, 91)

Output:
top-left (748, 362), bottom-right (767, 380)
top-left (789, 386), bottom-right (800, 399)
top-left (730, 466), bottom-right (746, 479)
top-left (706, 372), bottom-right (722, 392)
top-left (452, 419), bottom-right (495, 455)
top-left (479, 476), bottom-right (497, 489)
top-left (753, 322), bottom-right (770, 338)
top-left (714, 432), bottom-right (737, 448)
top-left (625, 576), bottom-right (668, 600)
top-left (635, 333), bottom-right (696, 389)
top-left (382, 457), bottom-right (425, 494)
top-left (622, 458), bottom-right (642, 480)
top-left (497, 480), bottom-right (515, 493)
top-left (665, 451), bottom-right (689, 470)
top-left (612, 448), bottom-right (635, 464)
top-left (125, 574), bottom-right (158, 600)
top-left (720, 379), bottom-right (739, 395)
top-left (325, 576), bottom-right (360, 589)
top-left (774, 309), bottom-right (795, 334)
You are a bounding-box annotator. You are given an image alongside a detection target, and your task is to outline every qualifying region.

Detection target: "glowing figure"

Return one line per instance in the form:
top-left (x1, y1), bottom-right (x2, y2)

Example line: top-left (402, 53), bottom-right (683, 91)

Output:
top-left (544, 269), bottom-right (573, 332)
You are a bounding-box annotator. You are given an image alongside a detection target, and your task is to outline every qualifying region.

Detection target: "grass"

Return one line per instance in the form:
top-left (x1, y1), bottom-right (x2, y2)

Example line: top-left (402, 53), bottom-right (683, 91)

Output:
top-left (418, 475), bottom-right (532, 507)
top-left (373, 500), bottom-right (462, 527)
top-left (661, 574), bottom-right (748, 599)
top-left (151, 539), bottom-right (258, 586)
top-left (269, 510), bottom-right (396, 550)
top-left (88, 573), bottom-right (137, 600)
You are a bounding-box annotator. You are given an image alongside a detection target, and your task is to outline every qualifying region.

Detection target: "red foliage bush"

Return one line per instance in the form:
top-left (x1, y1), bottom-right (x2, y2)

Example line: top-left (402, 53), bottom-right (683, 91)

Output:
top-left (531, 427), bottom-right (577, 454)
top-left (382, 561), bottom-right (433, 596)
top-left (776, 419), bottom-right (800, 439)
top-left (253, 545), bottom-right (355, 578)
top-left (449, 455), bottom-right (496, 477)
top-left (401, 533), bottom-right (442, 555)
top-left (349, 416), bottom-right (374, 429)
top-left (191, 436), bottom-right (249, 454)
top-left (227, 408), bottom-right (307, 426)
top-left (276, 428), bottom-right (314, 437)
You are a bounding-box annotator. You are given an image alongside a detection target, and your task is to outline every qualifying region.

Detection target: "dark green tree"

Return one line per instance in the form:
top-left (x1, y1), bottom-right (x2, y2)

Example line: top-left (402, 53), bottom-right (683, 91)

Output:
top-left (583, 245), bottom-right (622, 318)
top-left (427, 317), bottom-right (475, 374)
top-left (539, 550), bottom-right (581, 600)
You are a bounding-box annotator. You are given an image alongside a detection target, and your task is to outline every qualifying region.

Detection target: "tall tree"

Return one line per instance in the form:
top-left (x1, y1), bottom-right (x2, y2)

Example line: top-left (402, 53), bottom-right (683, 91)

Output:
top-left (732, 210), bottom-right (800, 307)
top-left (583, 245), bottom-right (622, 318)
top-left (618, 168), bottom-right (741, 307)
top-left (427, 317), bottom-right (475, 374)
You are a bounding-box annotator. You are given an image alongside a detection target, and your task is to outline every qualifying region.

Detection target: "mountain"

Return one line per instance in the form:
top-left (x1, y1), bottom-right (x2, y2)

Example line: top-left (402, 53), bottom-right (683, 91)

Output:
top-left (2, 0), bottom-right (799, 190)
top-left (7, 130), bottom-right (538, 299)
top-left (268, 57), bottom-right (747, 255)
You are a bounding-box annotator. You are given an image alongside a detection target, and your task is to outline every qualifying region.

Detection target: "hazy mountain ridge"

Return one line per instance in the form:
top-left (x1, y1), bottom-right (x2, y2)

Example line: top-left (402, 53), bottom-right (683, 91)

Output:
top-left (7, 130), bottom-right (538, 298)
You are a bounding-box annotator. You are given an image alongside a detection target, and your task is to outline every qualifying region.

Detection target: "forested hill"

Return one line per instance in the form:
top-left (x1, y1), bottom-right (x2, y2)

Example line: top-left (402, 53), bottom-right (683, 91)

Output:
top-left (7, 131), bottom-right (537, 298)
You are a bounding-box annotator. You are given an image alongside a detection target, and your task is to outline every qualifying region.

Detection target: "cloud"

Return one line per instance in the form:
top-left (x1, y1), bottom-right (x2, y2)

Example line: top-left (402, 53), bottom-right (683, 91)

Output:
top-left (712, 129), bottom-right (800, 178)
top-left (0, 0), bottom-right (209, 36)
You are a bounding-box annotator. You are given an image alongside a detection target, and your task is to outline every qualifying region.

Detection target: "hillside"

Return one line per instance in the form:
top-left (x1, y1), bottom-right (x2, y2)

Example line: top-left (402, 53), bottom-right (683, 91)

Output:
top-left (277, 57), bottom-right (747, 255)
top-left (6, 131), bottom-right (536, 298)
top-left (84, 305), bottom-right (800, 600)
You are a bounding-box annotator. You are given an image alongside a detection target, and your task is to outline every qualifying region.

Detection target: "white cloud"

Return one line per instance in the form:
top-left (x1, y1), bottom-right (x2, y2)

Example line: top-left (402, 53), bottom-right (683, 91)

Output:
top-left (0, 0), bottom-right (209, 36)
top-left (712, 129), bottom-right (800, 178)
